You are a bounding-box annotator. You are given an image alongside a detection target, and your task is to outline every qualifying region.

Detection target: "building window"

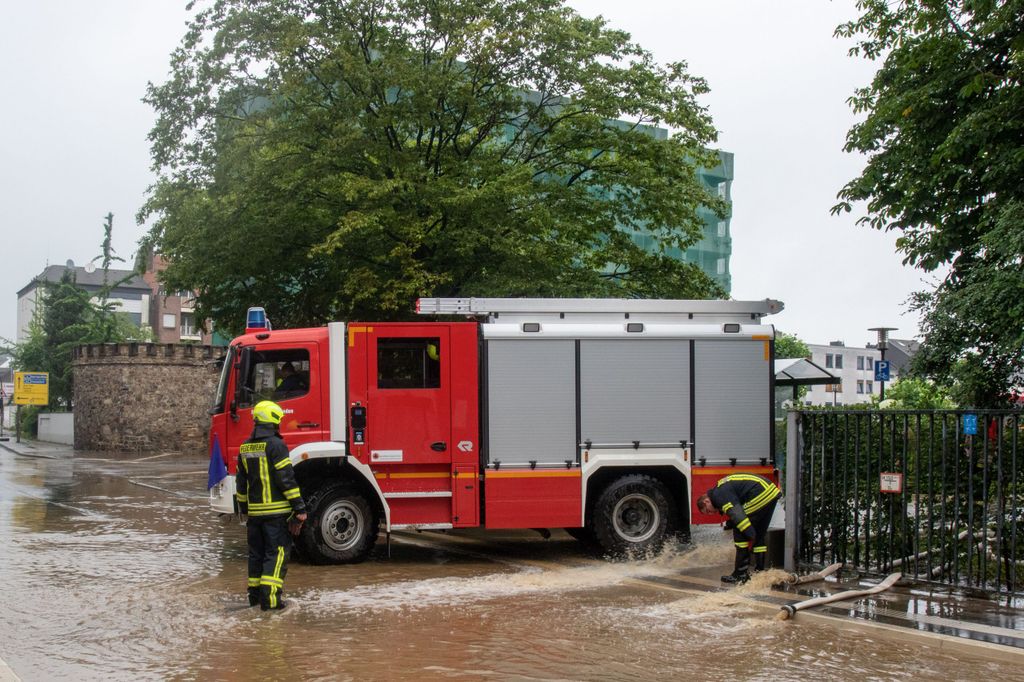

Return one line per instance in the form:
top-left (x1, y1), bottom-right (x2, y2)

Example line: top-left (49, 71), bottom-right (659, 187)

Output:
top-left (835, 355), bottom-right (844, 369)
top-left (162, 313), bottom-right (176, 329)
top-left (716, 258), bottom-right (726, 275)
top-left (857, 356), bottom-right (864, 370)
top-left (717, 221), bottom-right (727, 238)
top-left (825, 354), bottom-right (834, 368)
top-left (866, 381), bottom-right (874, 393)
top-left (857, 380), bottom-right (864, 394)
top-left (180, 312), bottom-right (198, 338)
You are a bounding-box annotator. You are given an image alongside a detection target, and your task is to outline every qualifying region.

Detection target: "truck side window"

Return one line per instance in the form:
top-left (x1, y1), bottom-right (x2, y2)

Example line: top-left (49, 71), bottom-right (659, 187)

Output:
top-left (378, 337), bottom-right (440, 389)
top-left (238, 349), bottom-right (311, 406)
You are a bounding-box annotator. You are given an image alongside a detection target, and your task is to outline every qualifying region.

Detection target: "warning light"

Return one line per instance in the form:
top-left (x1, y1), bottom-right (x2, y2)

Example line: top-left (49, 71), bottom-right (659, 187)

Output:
top-left (246, 307), bottom-right (271, 331)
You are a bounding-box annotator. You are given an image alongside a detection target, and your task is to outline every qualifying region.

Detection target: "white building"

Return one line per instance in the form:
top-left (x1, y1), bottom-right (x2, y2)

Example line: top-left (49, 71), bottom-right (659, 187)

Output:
top-left (801, 341), bottom-right (899, 407)
top-left (16, 263), bottom-right (152, 341)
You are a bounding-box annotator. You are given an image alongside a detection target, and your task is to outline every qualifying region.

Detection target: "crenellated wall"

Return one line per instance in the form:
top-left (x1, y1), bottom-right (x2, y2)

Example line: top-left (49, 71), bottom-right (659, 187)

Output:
top-left (72, 343), bottom-right (227, 453)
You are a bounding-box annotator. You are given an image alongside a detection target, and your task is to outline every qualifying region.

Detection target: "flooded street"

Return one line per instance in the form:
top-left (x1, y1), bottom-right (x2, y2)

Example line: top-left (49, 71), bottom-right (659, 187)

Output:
top-left (0, 447), bottom-right (1019, 681)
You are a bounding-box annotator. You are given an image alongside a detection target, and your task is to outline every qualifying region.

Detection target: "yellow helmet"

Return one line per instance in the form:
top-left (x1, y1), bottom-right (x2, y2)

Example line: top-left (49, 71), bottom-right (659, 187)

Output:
top-left (253, 400), bottom-right (284, 425)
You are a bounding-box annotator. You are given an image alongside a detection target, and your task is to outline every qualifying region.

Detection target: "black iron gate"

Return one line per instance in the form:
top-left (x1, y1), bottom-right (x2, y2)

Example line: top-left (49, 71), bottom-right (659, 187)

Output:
top-left (789, 410), bottom-right (1024, 597)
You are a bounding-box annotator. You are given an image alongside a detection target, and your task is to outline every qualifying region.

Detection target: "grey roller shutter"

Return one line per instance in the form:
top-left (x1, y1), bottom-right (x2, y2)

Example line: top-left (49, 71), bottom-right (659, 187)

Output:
top-left (694, 340), bottom-right (769, 462)
top-left (486, 340), bottom-right (576, 465)
top-left (580, 340), bottom-right (690, 445)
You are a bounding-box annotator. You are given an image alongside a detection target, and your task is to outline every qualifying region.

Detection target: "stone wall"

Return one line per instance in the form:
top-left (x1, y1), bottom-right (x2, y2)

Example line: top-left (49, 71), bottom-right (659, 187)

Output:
top-left (72, 343), bottom-right (227, 453)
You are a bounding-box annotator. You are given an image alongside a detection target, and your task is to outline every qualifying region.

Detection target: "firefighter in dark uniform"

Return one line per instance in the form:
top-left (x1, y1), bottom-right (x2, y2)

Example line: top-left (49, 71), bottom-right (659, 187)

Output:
top-left (235, 400), bottom-right (307, 610)
top-left (697, 473), bottom-right (780, 585)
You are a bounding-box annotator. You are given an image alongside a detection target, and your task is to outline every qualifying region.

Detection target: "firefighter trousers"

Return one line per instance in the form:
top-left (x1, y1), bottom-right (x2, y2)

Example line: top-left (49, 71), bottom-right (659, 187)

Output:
top-left (247, 516), bottom-right (292, 610)
top-left (732, 497), bottom-right (779, 574)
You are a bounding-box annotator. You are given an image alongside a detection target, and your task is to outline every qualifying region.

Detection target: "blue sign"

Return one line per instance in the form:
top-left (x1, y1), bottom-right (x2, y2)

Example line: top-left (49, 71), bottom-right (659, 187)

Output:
top-left (874, 360), bottom-right (891, 382)
top-left (23, 374), bottom-right (47, 384)
top-left (963, 414), bottom-right (978, 436)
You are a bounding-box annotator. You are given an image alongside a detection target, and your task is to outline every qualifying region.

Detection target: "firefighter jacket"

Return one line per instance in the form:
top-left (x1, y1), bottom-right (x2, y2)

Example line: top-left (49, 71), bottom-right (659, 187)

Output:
top-left (707, 474), bottom-right (780, 541)
top-left (234, 422), bottom-right (306, 517)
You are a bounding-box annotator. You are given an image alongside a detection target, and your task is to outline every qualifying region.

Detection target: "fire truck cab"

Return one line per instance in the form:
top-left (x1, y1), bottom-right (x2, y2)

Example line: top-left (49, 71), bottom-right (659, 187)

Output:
top-left (209, 297), bottom-right (782, 563)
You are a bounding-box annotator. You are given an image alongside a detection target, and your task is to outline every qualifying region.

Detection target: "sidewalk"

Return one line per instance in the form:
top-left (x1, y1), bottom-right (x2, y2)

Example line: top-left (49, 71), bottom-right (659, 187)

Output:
top-left (0, 437), bottom-right (69, 459)
top-left (652, 561), bottom-right (1024, 662)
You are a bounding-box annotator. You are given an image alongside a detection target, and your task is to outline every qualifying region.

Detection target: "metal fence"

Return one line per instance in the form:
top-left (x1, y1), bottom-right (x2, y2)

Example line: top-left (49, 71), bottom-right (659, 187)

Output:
top-left (786, 410), bottom-right (1024, 597)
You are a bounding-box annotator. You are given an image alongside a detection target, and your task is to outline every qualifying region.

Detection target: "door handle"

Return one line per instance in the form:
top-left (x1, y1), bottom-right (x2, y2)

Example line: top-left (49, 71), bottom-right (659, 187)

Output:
top-left (297, 422), bottom-right (320, 429)
top-left (431, 441), bottom-right (447, 452)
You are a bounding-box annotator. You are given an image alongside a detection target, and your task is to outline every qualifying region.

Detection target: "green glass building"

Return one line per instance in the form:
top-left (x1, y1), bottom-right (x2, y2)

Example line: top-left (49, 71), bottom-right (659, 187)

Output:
top-left (619, 124), bottom-right (733, 293)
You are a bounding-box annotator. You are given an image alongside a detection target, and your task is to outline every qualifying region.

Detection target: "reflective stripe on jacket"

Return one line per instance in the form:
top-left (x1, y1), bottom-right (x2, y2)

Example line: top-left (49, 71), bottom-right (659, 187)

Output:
top-left (235, 422), bottom-right (306, 517)
top-left (707, 474), bottom-right (780, 540)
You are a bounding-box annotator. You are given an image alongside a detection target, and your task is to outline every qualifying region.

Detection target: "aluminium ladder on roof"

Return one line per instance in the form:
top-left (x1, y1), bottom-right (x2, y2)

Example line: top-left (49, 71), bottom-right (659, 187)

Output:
top-left (415, 297), bottom-right (784, 318)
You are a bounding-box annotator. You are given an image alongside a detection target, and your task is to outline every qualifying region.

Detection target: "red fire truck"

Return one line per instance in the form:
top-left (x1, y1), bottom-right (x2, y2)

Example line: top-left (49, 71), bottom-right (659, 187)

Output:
top-left (209, 297), bottom-right (781, 563)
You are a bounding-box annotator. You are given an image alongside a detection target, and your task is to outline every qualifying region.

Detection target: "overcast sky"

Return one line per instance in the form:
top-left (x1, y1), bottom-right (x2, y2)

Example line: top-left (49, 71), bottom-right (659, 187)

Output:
top-left (1, 0), bottom-right (929, 348)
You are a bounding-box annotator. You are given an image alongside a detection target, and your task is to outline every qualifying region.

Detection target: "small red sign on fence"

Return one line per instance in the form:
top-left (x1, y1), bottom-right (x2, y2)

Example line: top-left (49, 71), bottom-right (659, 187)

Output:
top-left (880, 472), bottom-right (903, 494)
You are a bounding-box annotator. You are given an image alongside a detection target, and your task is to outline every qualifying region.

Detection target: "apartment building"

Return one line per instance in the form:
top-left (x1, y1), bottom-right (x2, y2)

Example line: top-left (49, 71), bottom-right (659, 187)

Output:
top-left (802, 341), bottom-right (897, 406)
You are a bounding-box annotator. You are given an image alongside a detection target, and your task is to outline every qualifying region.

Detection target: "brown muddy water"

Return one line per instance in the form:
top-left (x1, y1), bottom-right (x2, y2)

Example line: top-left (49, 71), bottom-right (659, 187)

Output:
top-left (0, 449), bottom-right (1017, 681)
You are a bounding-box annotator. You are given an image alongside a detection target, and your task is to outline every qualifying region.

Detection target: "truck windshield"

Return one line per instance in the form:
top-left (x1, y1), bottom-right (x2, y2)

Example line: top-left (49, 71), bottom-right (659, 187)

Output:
top-left (211, 345), bottom-right (235, 414)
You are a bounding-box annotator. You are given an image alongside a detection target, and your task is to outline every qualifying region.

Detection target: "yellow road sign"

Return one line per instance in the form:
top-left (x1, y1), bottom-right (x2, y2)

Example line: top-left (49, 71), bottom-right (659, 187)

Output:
top-left (14, 372), bottom-right (49, 406)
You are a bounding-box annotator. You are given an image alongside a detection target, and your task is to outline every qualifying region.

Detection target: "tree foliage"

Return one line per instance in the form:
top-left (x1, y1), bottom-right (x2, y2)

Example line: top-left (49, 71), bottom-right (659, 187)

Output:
top-left (4, 217), bottom-right (152, 410)
top-left (774, 332), bottom-right (810, 359)
top-left (834, 1), bottom-right (1024, 406)
top-left (876, 376), bottom-right (955, 409)
top-left (141, 0), bottom-right (727, 335)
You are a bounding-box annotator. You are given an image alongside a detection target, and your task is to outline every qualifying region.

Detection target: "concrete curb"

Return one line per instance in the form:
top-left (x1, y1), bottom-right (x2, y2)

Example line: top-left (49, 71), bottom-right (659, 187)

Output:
top-left (0, 440), bottom-right (63, 459)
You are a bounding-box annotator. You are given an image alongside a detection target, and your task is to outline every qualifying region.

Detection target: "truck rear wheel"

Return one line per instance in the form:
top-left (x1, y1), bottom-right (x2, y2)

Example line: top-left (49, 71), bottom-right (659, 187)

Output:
top-left (592, 474), bottom-right (672, 558)
top-left (297, 483), bottom-right (379, 564)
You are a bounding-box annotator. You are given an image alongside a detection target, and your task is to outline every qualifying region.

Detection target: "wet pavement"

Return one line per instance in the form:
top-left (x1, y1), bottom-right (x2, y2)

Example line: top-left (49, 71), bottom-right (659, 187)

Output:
top-left (1, 439), bottom-right (1023, 681)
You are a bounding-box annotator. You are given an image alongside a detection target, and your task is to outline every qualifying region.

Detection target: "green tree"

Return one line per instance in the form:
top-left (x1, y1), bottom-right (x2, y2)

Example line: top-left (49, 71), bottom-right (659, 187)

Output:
top-left (141, 0), bottom-right (727, 335)
top-left (833, 1), bottom-right (1024, 407)
top-left (774, 332), bottom-right (810, 359)
top-left (10, 269), bottom-right (95, 409)
top-left (4, 216), bottom-right (152, 411)
top-left (876, 376), bottom-right (955, 409)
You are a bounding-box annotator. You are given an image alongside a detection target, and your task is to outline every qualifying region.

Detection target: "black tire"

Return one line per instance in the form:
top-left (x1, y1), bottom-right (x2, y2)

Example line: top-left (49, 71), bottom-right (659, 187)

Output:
top-left (296, 482), bottom-right (379, 564)
top-left (592, 474), bottom-right (673, 558)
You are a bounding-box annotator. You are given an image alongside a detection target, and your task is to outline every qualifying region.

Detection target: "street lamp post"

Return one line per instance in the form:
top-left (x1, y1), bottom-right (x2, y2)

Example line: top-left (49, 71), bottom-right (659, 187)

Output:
top-left (868, 326), bottom-right (898, 401)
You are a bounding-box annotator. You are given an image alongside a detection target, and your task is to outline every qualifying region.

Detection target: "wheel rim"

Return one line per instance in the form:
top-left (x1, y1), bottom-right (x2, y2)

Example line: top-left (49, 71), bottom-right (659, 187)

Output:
top-left (612, 493), bottom-right (660, 543)
top-left (320, 499), bottom-right (364, 551)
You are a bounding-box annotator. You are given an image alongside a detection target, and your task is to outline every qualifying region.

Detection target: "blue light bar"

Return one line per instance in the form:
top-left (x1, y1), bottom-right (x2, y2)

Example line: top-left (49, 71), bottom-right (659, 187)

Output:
top-left (246, 307), bottom-right (271, 331)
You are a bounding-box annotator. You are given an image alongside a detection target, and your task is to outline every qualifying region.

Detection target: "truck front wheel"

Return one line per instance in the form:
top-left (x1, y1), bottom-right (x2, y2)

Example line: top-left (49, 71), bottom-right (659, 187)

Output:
top-left (297, 483), bottom-right (379, 564)
top-left (592, 474), bottom-right (672, 558)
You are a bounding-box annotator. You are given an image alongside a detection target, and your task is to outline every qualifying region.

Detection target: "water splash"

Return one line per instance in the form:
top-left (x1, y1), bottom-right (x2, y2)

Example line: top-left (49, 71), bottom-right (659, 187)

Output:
top-left (307, 541), bottom-right (729, 613)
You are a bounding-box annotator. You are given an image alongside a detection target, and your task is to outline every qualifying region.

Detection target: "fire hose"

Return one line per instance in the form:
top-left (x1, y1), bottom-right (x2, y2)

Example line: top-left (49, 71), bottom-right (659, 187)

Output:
top-left (778, 562), bottom-right (843, 585)
top-left (777, 572), bottom-right (901, 620)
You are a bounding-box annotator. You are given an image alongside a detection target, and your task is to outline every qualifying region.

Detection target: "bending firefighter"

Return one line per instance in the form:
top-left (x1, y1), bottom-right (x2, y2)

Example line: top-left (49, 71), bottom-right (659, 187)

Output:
top-left (235, 401), bottom-right (307, 610)
top-left (697, 473), bottom-right (780, 585)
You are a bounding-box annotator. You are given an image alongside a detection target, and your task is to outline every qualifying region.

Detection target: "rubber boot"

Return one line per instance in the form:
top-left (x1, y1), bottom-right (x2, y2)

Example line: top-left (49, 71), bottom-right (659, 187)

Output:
top-left (754, 551), bottom-right (767, 572)
top-left (247, 587), bottom-right (260, 607)
top-left (722, 547), bottom-right (751, 584)
top-left (721, 569), bottom-right (750, 585)
top-left (260, 585), bottom-right (287, 611)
